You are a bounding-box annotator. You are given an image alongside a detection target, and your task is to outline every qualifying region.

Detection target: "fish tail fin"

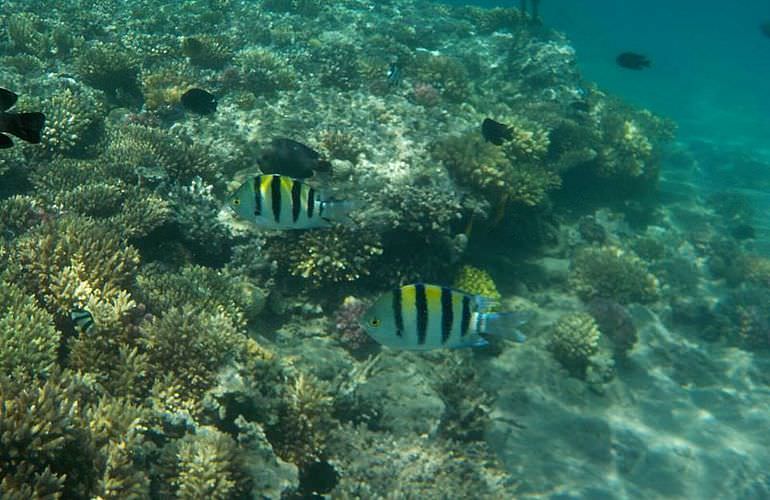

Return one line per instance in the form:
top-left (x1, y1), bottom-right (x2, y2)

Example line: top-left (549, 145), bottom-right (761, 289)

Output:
top-left (3, 112), bottom-right (45, 144)
top-left (476, 310), bottom-right (533, 343)
top-left (320, 199), bottom-right (359, 225)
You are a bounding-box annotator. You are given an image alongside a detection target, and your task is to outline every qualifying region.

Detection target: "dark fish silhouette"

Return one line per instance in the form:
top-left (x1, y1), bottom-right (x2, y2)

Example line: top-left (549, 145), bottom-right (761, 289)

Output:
top-left (481, 118), bottom-right (512, 146)
top-left (258, 138), bottom-right (332, 178)
top-left (180, 88), bottom-right (217, 115)
top-left (616, 52), bottom-right (651, 70)
top-left (0, 88), bottom-right (45, 149)
top-left (761, 21), bottom-right (770, 38)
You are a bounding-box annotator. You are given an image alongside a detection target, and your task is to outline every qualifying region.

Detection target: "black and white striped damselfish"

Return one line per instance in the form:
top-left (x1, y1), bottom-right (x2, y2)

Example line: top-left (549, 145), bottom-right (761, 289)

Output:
top-left (361, 284), bottom-right (531, 351)
top-left (227, 174), bottom-right (354, 229)
top-left (70, 307), bottom-right (95, 334)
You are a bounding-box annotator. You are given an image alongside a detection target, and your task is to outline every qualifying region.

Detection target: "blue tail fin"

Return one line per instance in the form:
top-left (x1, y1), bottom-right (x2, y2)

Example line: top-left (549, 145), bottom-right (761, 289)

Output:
top-left (477, 310), bottom-right (533, 343)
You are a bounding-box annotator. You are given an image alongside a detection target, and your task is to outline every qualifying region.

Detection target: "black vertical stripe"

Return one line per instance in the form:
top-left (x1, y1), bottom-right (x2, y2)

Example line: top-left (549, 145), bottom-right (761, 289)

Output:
top-left (392, 287), bottom-right (403, 337)
top-left (307, 187), bottom-right (315, 219)
top-left (415, 284), bottom-right (428, 345)
top-left (254, 176), bottom-right (262, 216)
top-left (461, 295), bottom-right (471, 337)
top-left (291, 180), bottom-right (302, 223)
top-left (440, 287), bottom-right (453, 344)
top-left (270, 175), bottom-right (282, 223)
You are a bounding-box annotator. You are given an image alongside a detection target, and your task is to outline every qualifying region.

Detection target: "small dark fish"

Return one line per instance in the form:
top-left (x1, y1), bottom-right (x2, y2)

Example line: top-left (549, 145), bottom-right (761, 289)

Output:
top-left (180, 88), bottom-right (217, 115)
top-left (481, 118), bottom-right (512, 146)
top-left (387, 62), bottom-right (401, 87)
top-left (616, 52), bottom-right (651, 70)
top-left (70, 307), bottom-right (95, 333)
top-left (0, 88), bottom-right (45, 149)
top-left (761, 21), bottom-right (770, 39)
top-left (258, 138), bottom-right (332, 179)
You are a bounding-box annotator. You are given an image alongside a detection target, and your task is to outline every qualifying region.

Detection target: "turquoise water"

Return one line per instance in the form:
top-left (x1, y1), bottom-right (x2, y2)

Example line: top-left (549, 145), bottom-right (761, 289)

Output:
top-left (445, 0), bottom-right (770, 154)
top-left (3, 0), bottom-right (770, 498)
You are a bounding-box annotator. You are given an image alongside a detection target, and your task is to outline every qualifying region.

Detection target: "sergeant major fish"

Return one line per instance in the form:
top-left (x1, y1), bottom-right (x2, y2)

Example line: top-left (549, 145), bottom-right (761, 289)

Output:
top-left (361, 283), bottom-right (531, 351)
top-left (228, 174), bottom-right (354, 230)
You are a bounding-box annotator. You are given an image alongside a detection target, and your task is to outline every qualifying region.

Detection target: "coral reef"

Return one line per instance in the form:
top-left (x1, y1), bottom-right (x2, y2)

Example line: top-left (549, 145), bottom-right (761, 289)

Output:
top-left (21, 83), bottom-right (105, 157)
top-left (548, 311), bottom-right (614, 384)
top-left (329, 424), bottom-right (516, 498)
top-left (4, 214), bottom-right (140, 316)
top-left (0, 0), bottom-right (682, 497)
top-left (141, 306), bottom-right (245, 415)
top-left (433, 131), bottom-right (560, 212)
top-left (235, 47), bottom-right (297, 95)
top-left (453, 265), bottom-right (501, 301)
top-left (136, 263), bottom-right (266, 325)
top-left (262, 226), bottom-right (384, 289)
top-left (75, 42), bottom-right (140, 101)
top-left (586, 298), bottom-right (638, 359)
top-left (0, 277), bottom-right (60, 382)
top-left (569, 245), bottom-right (659, 304)
top-left (181, 35), bottom-right (233, 69)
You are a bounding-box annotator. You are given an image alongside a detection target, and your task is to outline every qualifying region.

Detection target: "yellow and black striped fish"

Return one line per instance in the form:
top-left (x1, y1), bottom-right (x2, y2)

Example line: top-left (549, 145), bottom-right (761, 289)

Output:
top-left (361, 283), bottom-right (530, 350)
top-left (228, 174), bottom-right (353, 229)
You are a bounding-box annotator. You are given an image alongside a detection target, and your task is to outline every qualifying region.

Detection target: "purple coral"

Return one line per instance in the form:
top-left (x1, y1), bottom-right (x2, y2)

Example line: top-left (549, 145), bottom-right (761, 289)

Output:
top-left (334, 296), bottom-right (376, 354)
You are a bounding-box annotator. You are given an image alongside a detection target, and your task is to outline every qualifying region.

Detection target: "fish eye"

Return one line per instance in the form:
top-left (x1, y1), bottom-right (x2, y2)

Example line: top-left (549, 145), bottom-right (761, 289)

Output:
top-left (232, 198), bottom-right (241, 206)
top-left (369, 318), bottom-right (381, 327)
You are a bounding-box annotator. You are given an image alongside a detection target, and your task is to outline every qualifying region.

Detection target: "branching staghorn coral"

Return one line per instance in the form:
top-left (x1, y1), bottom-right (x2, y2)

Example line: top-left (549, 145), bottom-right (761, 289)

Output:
top-left (103, 124), bottom-right (220, 186)
top-left (20, 83), bottom-right (105, 157)
top-left (142, 306), bottom-right (246, 416)
top-left (0, 276), bottom-right (60, 382)
top-left (235, 47), bottom-right (297, 95)
top-left (262, 226), bottom-right (384, 288)
top-left (4, 214), bottom-right (140, 317)
top-left (140, 63), bottom-right (195, 112)
top-left (75, 41), bottom-right (141, 100)
top-left (136, 263), bottom-right (266, 325)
